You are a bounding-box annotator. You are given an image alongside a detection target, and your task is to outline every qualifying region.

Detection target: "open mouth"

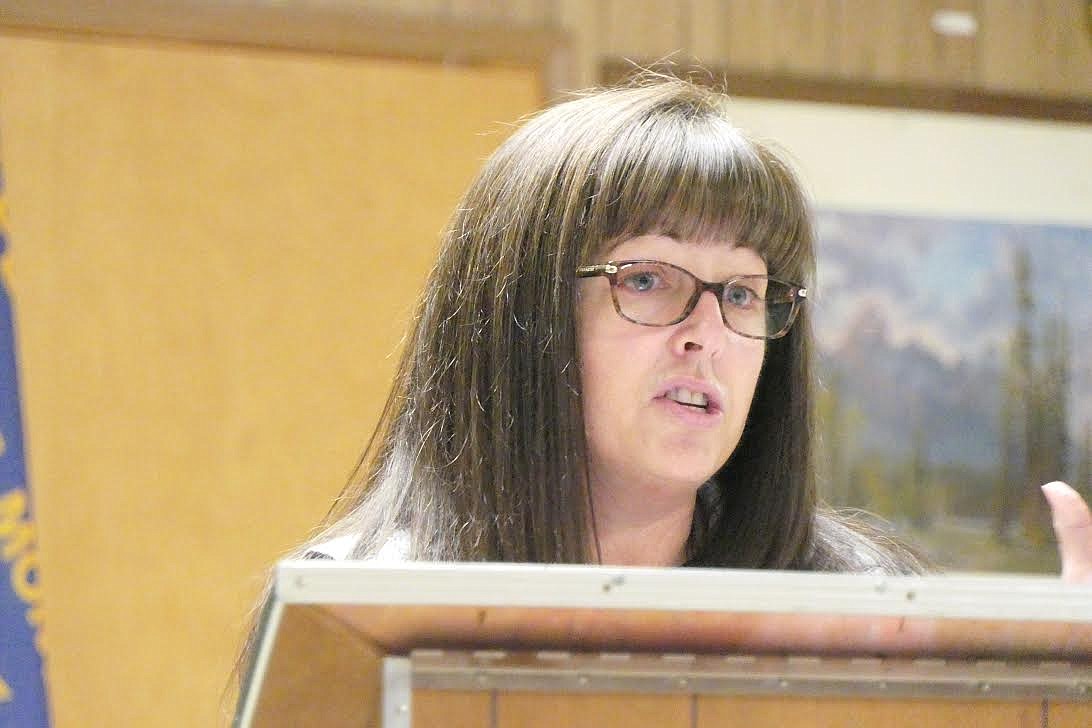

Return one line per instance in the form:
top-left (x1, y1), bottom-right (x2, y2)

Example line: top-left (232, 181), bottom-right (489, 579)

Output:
top-left (663, 387), bottom-right (711, 412)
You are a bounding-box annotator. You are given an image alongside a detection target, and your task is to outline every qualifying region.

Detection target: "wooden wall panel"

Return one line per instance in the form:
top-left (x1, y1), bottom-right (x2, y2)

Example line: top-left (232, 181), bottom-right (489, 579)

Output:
top-left (600, 0), bottom-right (687, 61)
top-left (769, 0), bottom-right (840, 77)
top-left (1035, 0), bottom-right (1092, 97)
top-left (835, 0), bottom-right (905, 82)
top-left (0, 33), bottom-right (540, 728)
top-left (510, 0), bottom-right (559, 25)
top-left (629, 0), bottom-right (1091, 103)
top-left (977, 0), bottom-right (1042, 95)
top-left (451, 0), bottom-right (555, 24)
top-left (695, 0), bottom-right (842, 76)
top-left (687, 0), bottom-right (731, 65)
top-left (358, 0), bottom-right (448, 17)
top-left (557, 0), bottom-right (604, 89)
top-left (900, 0), bottom-right (979, 86)
top-left (979, 0), bottom-right (1092, 98)
top-left (722, 0), bottom-right (783, 72)
top-left (4, 1), bottom-right (1091, 103)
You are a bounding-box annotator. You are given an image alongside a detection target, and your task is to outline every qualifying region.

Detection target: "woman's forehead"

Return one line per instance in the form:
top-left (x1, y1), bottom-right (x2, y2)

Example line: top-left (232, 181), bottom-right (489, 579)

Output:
top-left (603, 234), bottom-right (768, 275)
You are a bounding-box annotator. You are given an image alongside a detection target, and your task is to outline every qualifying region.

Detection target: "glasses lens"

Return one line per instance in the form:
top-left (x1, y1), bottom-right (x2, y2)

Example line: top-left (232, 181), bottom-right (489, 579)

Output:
top-left (612, 262), bottom-right (696, 325)
top-left (722, 276), bottom-right (796, 339)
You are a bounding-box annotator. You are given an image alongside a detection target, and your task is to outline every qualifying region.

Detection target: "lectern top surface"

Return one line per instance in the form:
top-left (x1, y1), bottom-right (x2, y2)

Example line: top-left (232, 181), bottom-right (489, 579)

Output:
top-left (274, 561), bottom-right (1092, 660)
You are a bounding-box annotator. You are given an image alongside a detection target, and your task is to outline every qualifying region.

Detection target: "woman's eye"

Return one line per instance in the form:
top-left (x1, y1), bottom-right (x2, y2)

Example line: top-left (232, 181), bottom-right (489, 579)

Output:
top-left (724, 284), bottom-right (757, 307)
top-left (621, 272), bottom-right (660, 292)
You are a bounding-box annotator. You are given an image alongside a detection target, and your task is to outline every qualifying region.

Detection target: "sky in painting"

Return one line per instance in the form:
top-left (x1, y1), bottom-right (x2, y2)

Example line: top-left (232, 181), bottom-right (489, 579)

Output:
top-left (812, 210), bottom-right (1090, 467)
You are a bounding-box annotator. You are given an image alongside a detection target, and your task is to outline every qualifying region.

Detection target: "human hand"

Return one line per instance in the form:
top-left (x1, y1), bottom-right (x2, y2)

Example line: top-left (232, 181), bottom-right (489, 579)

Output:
top-left (1042, 481), bottom-right (1092, 583)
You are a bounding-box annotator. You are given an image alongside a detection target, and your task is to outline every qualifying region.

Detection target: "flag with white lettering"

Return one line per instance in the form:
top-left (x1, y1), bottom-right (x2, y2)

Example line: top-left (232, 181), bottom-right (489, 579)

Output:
top-left (0, 165), bottom-right (50, 726)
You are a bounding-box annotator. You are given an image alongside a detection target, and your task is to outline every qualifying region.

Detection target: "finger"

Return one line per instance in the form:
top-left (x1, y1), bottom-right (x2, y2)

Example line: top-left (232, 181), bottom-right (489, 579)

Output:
top-left (1041, 481), bottom-right (1092, 583)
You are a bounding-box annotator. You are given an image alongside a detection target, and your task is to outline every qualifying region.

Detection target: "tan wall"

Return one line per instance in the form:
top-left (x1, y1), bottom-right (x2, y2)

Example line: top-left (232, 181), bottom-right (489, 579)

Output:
top-left (0, 3), bottom-right (1087, 726)
top-left (0, 33), bottom-right (541, 726)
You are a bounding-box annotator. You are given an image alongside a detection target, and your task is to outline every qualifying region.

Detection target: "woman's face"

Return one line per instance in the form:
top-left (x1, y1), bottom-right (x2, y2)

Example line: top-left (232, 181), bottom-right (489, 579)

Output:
top-left (577, 234), bottom-right (767, 499)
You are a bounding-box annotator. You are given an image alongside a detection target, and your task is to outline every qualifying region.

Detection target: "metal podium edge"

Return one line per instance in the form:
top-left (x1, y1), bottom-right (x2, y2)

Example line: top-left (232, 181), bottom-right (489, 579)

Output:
top-left (233, 595), bottom-right (286, 728)
top-left (275, 561), bottom-right (1092, 623)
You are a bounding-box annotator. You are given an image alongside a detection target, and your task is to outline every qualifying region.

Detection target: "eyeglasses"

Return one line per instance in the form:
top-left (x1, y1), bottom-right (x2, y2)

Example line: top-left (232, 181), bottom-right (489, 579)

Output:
top-left (576, 260), bottom-right (807, 340)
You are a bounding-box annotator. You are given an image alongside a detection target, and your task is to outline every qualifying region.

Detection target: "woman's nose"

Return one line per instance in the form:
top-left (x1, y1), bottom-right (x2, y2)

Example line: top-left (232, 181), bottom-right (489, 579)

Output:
top-left (677, 291), bottom-right (725, 352)
top-left (690, 290), bottom-right (726, 326)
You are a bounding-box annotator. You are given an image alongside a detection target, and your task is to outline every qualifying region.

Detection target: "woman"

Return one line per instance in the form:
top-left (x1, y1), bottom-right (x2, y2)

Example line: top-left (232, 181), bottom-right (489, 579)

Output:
top-left (297, 77), bottom-right (1090, 577)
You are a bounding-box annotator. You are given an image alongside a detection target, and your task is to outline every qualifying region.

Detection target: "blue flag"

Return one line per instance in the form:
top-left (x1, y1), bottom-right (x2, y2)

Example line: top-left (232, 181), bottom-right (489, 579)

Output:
top-left (0, 167), bottom-right (50, 725)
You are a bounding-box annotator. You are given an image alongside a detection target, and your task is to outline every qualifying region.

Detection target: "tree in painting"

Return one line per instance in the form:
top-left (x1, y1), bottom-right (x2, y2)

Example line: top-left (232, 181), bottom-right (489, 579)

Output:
top-left (813, 211), bottom-right (1090, 572)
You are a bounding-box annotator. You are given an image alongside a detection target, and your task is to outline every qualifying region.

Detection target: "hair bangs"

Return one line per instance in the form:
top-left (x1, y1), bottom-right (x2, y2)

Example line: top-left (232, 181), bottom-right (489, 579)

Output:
top-left (583, 104), bottom-right (813, 283)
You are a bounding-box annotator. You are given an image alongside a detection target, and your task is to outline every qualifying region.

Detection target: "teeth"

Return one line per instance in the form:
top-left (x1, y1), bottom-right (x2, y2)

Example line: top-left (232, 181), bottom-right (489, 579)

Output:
top-left (666, 387), bottom-right (708, 408)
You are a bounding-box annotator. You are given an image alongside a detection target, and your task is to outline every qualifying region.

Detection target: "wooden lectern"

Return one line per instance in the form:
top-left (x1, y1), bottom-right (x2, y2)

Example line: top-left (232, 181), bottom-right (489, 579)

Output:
top-left (235, 562), bottom-right (1092, 727)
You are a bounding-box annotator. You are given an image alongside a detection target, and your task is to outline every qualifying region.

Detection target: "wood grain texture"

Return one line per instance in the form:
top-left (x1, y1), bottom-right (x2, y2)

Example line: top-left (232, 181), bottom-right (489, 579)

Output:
top-left (768, 0), bottom-right (839, 76)
top-left (602, 58), bottom-right (1092, 122)
top-left (724, 0), bottom-right (781, 72)
top-left (687, 0), bottom-right (730, 64)
top-left (0, 0), bottom-right (563, 69)
top-left (1001, 0), bottom-right (1092, 98)
top-left (414, 689), bottom-right (493, 728)
top-left (1048, 700), bottom-right (1092, 728)
top-left (358, 0), bottom-right (449, 17)
top-left (556, 0), bottom-right (604, 89)
top-left (2, 0), bottom-right (1090, 103)
top-left (497, 692), bottom-right (691, 728)
top-left (697, 695), bottom-right (1043, 728)
top-left (323, 602), bottom-right (1092, 659)
top-left (977, 0), bottom-right (1040, 94)
top-left (248, 605), bottom-right (382, 728)
top-left (601, 0), bottom-right (687, 61)
top-left (1036, 0), bottom-right (1092, 97)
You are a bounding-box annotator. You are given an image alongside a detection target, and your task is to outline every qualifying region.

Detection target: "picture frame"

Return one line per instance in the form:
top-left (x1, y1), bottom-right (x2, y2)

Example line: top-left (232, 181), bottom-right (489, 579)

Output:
top-left (725, 98), bottom-right (1092, 572)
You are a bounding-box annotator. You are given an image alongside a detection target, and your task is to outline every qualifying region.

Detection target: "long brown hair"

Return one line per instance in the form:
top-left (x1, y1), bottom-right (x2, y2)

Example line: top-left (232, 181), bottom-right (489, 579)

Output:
top-left (232, 78), bottom-right (927, 711)
top-left (307, 77), bottom-right (925, 573)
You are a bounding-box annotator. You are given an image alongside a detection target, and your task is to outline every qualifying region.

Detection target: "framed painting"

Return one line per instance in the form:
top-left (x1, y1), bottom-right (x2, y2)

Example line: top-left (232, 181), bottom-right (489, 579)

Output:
top-left (725, 98), bottom-right (1092, 572)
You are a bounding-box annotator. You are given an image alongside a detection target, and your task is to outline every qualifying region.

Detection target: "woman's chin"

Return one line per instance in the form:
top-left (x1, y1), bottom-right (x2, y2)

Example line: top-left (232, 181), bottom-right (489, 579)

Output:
top-left (635, 462), bottom-right (724, 497)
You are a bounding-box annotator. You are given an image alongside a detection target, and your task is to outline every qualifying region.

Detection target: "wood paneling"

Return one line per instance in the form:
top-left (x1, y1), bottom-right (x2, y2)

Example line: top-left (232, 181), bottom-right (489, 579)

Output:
top-left (556, 0), bottom-right (603, 89)
top-left (408, 690), bottom-right (1086, 728)
top-left (0, 0), bottom-right (563, 79)
top-left (1036, 0), bottom-right (1092, 97)
top-left (1049, 700), bottom-right (1092, 728)
top-left (697, 695), bottom-right (1043, 728)
top-left (248, 605), bottom-right (383, 728)
top-left (836, 0), bottom-right (904, 82)
top-left (712, 0), bottom-right (842, 77)
top-left (978, 0), bottom-right (1042, 94)
top-left (771, 0), bottom-right (841, 77)
top-left (601, 59), bottom-right (1092, 123)
top-left (497, 692), bottom-right (691, 728)
top-left (358, 0), bottom-right (448, 17)
top-left (3, 0), bottom-right (1090, 106)
top-left (414, 689), bottom-right (493, 728)
top-left (903, 0), bottom-right (978, 85)
top-left (601, 0), bottom-right (688, 61)
top-left (687, 0), bottom-right (730, 66)
top-left (0, 33), bottom-right (540, 727)
top-left (980, 0), bottom-right (1092, 98)
top-left (722, 0), bottom-right (783, 73)
top-left (451, 0), bottom-right (555, 25)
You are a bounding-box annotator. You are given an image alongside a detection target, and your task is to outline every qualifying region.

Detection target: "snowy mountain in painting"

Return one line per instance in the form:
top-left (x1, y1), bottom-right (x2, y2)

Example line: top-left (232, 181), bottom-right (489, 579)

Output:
top-left (812, 210), bottom-right (1090, 471)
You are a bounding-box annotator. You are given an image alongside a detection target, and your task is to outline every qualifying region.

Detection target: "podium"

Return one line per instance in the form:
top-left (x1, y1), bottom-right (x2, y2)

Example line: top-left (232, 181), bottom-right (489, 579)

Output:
top-left (235, 561), bottom-right (1092, 727)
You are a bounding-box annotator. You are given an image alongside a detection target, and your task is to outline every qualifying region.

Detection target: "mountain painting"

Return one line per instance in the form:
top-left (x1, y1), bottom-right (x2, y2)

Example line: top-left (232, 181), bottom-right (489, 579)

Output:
top-left (812, 210), bottom-right (1091, 574)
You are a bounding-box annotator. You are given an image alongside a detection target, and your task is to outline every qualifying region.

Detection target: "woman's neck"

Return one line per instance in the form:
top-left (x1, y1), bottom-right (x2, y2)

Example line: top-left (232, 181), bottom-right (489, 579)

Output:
top-left (587, 479), bottom-right (697, 567)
